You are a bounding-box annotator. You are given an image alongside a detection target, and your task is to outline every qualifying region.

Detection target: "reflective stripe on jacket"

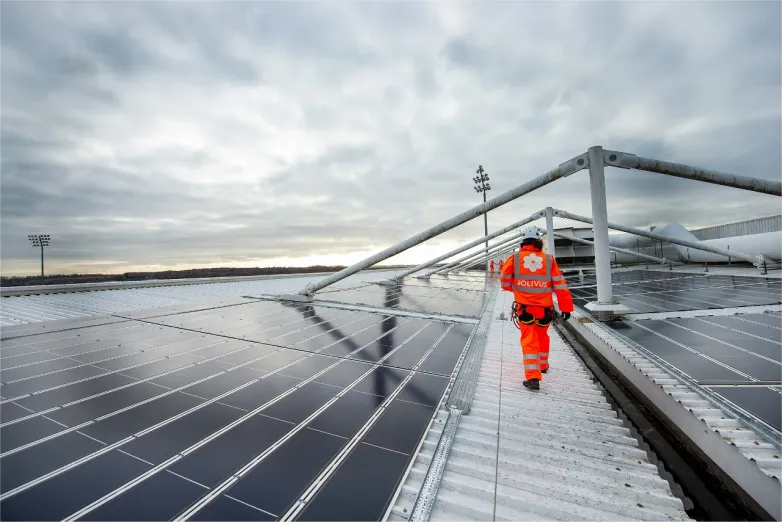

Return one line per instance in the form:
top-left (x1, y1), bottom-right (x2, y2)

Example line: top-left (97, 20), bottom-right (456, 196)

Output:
top-left (500, 245), bottom-right (574, 313)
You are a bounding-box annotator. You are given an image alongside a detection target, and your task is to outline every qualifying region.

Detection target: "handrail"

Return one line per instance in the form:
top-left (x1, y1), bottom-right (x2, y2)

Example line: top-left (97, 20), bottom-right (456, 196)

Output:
top-left (291, 145), bottom-right (779, 300)
top-left (291, 153), bottom-right (589, 298)
top-left (390, 211), bottom-right (544, 280)
top-left (606, 150), bottom-right (782, 196)
top-left (427, 226), bottom-right (541, 277)
top-left (457, 243), bottom-right (519, 272)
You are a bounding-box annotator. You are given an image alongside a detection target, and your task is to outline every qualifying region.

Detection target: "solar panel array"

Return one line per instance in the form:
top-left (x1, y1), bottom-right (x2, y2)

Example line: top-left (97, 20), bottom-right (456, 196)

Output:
top-left (399, 273), bottom-right (493, 293)
top-left (609, 313), bottom-right (782, 432)
top-left (570, 273), bottom-right (782, 313)
top-left (0, 297), bottom-right (477, 520)
top-left (315, 277), bottom-right (492, 318)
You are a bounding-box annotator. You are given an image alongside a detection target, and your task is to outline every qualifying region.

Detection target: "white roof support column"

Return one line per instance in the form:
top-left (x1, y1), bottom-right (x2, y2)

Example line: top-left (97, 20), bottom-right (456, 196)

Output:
top-left (587, 146), bottom-right (628, 320)
top-left (545, 206), bottom-right (555, 257)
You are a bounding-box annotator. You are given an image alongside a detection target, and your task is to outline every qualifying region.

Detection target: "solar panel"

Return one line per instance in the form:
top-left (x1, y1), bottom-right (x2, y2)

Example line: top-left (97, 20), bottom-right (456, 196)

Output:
top-left (0, 298), bottom-right (477, 520)
top-left (573, 272), bottom-right (781, 313)
top-left (705, 386), bottom-right (782, 432)
top-left (725, 313), bottom-right (782, 329)
top-left (609, 315), bottom-right (782, 433)
top-left (313, 280), bottom-right (490, 319)
top-left (399, 274), bottom-right (493, 292)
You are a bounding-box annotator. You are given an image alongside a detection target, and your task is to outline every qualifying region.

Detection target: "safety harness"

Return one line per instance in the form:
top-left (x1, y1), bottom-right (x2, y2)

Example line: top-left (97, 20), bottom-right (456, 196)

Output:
top-left (511, 301), bottom-right (555, 330)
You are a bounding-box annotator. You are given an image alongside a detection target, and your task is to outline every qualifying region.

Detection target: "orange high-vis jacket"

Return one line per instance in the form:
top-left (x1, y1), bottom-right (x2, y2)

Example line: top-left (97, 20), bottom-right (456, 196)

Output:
top-left (500, 245), bottom-right (574, 313)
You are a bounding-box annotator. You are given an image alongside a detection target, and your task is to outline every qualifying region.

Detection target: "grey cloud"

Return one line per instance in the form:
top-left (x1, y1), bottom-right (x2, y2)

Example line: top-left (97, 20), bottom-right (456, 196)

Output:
top-left (441, 37), bottom-right (483, 69)
top-left (1, 1), bottom-right (780, 275)
top-left (1, 2), bottom-right (261, 87)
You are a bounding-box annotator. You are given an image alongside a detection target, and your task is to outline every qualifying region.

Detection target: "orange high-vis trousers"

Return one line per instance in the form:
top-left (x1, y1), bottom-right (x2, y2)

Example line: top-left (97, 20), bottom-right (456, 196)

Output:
top-left (518, 321), bottom-right (551, 381)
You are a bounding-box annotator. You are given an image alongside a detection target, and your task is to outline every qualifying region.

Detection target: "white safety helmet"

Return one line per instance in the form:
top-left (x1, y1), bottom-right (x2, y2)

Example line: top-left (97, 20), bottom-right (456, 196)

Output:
top-left (520, 227), bottom-right (540, 241)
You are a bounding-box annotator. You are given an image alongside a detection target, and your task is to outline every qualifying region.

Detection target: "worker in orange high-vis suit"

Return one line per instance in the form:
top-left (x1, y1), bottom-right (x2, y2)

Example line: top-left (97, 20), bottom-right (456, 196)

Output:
top-left (500, 227), bottom-right (574, 390)
top-left (490, 260), bottom-right (495, 274)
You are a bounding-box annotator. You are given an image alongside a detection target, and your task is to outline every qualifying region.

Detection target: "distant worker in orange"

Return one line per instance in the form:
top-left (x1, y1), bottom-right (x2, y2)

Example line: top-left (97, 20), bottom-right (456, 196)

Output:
top-left (500, 227), bottom-right (574, 390)
top-left (490, 260), bottom-right (495, 274)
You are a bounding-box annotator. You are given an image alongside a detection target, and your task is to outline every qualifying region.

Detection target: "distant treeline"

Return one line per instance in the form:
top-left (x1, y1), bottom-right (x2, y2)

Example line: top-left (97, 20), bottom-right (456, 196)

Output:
top-left (0, 265), bottom-right (397, 287)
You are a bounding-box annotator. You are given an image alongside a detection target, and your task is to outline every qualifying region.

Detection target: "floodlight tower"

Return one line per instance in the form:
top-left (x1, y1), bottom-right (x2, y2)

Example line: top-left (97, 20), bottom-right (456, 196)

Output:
top-left (473, 165), bottom-right (491, 271)
top-left (28, 234), bottom-right (50, 276)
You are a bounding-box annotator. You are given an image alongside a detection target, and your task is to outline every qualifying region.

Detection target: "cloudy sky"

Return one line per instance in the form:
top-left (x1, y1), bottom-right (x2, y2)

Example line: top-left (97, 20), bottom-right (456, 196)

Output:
top-left (1, 1), bottom-right (780, 276)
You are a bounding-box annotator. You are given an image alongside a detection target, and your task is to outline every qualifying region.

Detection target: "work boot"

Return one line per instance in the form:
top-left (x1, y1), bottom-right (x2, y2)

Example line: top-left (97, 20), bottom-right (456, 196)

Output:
top-left (541, 368), bottom-right (548, 374)
top-left (523, 378), bottom-right (540, 391)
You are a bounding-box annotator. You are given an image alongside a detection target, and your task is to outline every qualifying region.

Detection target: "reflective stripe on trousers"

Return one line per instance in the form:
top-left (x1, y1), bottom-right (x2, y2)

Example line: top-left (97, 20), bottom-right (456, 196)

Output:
top-left (537, 321), bottom-right (551, 371)
top-left (519, 322), bottom-right (543, 381)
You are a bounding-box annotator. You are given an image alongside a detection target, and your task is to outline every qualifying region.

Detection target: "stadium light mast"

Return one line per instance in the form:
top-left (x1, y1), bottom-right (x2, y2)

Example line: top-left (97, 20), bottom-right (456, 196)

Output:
top-left (473, 165), bottom-right (491, 271)
top-left (28, 234), bottom-right (50, 277)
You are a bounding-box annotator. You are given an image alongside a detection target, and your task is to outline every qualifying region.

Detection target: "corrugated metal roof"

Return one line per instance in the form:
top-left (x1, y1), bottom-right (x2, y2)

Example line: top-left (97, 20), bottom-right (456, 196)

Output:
top-left (583, 317), bottom-right (782, 481)
top-left (0, 271), bottom-right (395, 327)
top-left (691, 215), bottom-right (782, 241)
top-left (390, 289), bottom-right (691, 521)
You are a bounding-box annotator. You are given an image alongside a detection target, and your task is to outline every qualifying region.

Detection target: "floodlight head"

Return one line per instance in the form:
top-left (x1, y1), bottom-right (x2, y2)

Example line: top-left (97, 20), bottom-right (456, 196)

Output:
top-left (28, 233), bottom-right (51, 247)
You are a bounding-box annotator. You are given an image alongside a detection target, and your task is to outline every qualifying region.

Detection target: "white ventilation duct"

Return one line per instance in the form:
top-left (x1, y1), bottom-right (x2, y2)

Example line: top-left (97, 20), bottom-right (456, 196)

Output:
top-left (609, 223), bottom-right (782, 262)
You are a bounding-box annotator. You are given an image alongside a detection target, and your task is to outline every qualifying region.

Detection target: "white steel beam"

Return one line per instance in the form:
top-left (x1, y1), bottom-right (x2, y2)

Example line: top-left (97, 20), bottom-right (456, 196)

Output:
top-left (390, 211), bottom-right (544, 281)
top-left (604, 150), bottom-right (782, 196)
top-left (434, 234), bottom-right (524, 275)
top-left (287, 146), bottom-right (777, 300)
top-left (458, 242), bottom-right (519, 272)
top-left (292, 154), bottom-right (588, 298)
top-left (432, 226), bottom-right (541, 276)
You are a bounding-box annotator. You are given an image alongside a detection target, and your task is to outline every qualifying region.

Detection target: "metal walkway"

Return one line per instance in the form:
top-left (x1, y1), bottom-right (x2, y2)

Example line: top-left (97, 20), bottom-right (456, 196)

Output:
top-left (390, 289), bottom-right (691, 520)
